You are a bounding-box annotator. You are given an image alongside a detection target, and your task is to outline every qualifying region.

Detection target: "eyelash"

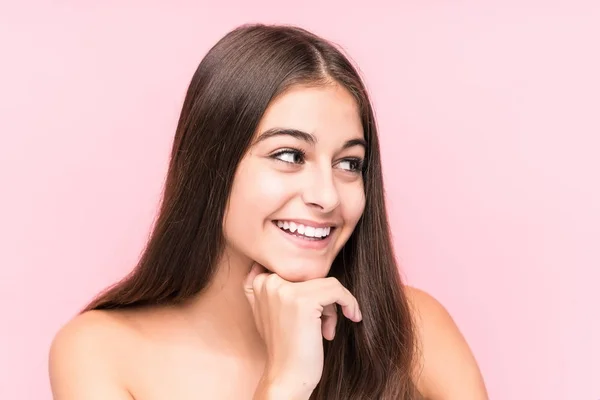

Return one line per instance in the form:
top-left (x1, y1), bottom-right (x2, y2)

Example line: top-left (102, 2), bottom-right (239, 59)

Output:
top-left (270, 148), bottom-right (365, 173)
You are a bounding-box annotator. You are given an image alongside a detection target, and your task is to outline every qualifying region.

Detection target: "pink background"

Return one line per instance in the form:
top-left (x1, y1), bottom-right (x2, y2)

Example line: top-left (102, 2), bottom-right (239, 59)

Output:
top-left (1, 2), bottom-right (598, 399)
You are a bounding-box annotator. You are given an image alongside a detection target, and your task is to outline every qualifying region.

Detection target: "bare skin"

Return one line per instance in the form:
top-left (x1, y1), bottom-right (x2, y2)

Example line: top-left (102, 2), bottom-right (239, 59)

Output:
top-left (49, 84), bottom-right (488, 399)
top-left (49, 281), bottom-right (487, 399)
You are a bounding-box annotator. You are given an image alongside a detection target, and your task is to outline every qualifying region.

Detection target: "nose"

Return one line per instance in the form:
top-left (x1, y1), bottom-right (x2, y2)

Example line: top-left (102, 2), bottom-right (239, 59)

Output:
top-left (301, 167), bottom-right (341, 213)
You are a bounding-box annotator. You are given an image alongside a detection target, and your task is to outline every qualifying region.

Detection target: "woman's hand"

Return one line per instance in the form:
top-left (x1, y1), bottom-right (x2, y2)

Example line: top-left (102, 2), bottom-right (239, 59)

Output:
top-left (244, 262), bottom-right (362, 399)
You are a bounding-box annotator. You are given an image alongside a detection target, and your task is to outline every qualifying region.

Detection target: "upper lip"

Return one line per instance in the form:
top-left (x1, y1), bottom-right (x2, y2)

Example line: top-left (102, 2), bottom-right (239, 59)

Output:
top-left (273, 218), bottom-right (339, 228)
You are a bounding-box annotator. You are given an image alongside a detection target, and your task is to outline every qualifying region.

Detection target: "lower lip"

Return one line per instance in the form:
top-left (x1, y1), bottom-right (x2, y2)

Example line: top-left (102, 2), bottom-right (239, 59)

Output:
top-left (273, 222), bottom-right (334, 250)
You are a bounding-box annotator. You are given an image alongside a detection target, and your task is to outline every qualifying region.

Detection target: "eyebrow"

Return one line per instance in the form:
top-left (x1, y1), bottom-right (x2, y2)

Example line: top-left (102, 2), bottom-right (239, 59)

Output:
top-left (254, 127), bottom-right (367, 151)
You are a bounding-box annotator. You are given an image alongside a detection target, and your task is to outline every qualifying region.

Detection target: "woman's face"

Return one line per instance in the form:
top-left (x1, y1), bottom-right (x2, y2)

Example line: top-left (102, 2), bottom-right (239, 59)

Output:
top-left (223, 83), bottom-right (366, 282)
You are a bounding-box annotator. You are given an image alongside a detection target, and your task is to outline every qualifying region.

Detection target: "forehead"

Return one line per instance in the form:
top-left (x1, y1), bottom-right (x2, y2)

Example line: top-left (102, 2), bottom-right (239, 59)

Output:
top-left (256, 84), bottom-right (363, 140)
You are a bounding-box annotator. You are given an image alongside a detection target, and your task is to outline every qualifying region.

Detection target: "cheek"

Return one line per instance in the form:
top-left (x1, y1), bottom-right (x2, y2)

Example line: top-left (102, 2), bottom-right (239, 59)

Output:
top-left (223, 164), bottom-right (293, 248)
top-left (238, 165), bottom-right (291, 211)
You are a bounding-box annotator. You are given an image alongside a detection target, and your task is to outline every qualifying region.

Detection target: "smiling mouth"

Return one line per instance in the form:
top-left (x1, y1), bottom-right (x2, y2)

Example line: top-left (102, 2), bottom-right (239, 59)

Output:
top-left (273, 220), bottom-right (334, 241)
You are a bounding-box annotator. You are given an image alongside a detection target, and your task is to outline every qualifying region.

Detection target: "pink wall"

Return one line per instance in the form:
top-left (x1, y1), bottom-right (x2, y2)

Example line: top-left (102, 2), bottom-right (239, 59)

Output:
top-left (1, 2), bottom-right (598, 399)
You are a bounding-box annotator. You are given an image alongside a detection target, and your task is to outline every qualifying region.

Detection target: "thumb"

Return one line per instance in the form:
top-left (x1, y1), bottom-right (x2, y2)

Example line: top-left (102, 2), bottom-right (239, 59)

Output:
top-left (243, 262), bottom-right (268, 306)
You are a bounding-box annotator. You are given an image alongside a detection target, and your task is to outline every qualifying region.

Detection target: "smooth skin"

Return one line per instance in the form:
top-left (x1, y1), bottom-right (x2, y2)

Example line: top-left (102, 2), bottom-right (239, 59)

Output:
top-left (49, 84), bottom-right (488, 400)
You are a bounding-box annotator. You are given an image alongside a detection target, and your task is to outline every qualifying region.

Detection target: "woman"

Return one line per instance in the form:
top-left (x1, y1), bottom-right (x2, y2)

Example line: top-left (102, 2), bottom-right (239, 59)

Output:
top-left (49, 24), bottom-right (488, 399)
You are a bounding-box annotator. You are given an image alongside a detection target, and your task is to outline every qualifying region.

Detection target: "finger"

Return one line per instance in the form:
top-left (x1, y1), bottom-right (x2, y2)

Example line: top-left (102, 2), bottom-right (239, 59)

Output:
top-left (312, 280), bottom-right (362, 323)
top-left (243, 262), bottom-right (269, 308)
top-left (321, 304), bottom-right (337, 341)
top-left (243, 263), bottom-right (268, 292)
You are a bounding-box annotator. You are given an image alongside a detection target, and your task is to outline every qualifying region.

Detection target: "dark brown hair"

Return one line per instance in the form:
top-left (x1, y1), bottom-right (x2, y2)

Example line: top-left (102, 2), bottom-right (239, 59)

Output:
top-left (83, 23), bottom-right (421, 399)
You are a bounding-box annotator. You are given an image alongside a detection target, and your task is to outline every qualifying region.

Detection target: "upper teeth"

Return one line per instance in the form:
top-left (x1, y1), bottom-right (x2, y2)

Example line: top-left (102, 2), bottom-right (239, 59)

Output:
top-left (276, 220), bottom-right (332, 238)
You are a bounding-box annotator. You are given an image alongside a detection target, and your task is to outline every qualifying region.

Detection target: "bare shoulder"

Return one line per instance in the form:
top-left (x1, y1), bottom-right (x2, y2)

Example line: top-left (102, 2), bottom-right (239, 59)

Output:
top-left (404, 286), bottom-right (489, 400)
top-left (49, 309), bottom-right (138, 399)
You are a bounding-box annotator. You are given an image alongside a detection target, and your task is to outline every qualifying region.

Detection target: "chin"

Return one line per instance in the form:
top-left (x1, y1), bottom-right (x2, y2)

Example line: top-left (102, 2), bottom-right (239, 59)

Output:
top-left (262, 257), bottom-right (331, 282)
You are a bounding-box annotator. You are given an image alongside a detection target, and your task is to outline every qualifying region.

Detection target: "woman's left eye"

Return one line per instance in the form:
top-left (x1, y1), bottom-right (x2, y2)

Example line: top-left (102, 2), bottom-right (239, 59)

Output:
top-left (337, 158), bottom-right (364, 173)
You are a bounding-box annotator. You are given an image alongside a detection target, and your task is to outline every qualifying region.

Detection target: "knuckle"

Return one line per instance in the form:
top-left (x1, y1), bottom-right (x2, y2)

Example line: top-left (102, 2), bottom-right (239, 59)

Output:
top-left (252, 275), bottom-right (265, 292)
top-left (264, 274), bottom-right (281, 292)
top-left (276, 283), bottom-right (294, 301)
top-left (325, 277), bottom-right (340, 286)
top-left (346, 287), bottom-right (355, 299)
top-left (325, 277), bottom-right (352, 296)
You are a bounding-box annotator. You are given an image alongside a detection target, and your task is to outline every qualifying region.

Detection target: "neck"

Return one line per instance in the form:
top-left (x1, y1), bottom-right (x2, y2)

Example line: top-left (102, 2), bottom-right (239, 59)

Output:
top-left (179, 247), bottom-right (265, 360)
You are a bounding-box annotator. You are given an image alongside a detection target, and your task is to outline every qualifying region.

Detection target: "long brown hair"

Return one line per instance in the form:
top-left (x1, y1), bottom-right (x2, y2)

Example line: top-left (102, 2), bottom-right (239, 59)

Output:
top-left (83, 23), bottom-right (421, 399)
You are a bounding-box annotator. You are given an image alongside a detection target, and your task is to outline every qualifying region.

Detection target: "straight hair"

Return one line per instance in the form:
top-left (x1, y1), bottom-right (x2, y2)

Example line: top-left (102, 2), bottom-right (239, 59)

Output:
top-left (84, 23), bottom-right (422, 399)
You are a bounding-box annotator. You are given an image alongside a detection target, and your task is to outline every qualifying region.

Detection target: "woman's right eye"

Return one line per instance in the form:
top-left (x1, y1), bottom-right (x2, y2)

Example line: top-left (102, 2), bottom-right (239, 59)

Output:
top-left (271, 149), bottom-right (306, 165)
